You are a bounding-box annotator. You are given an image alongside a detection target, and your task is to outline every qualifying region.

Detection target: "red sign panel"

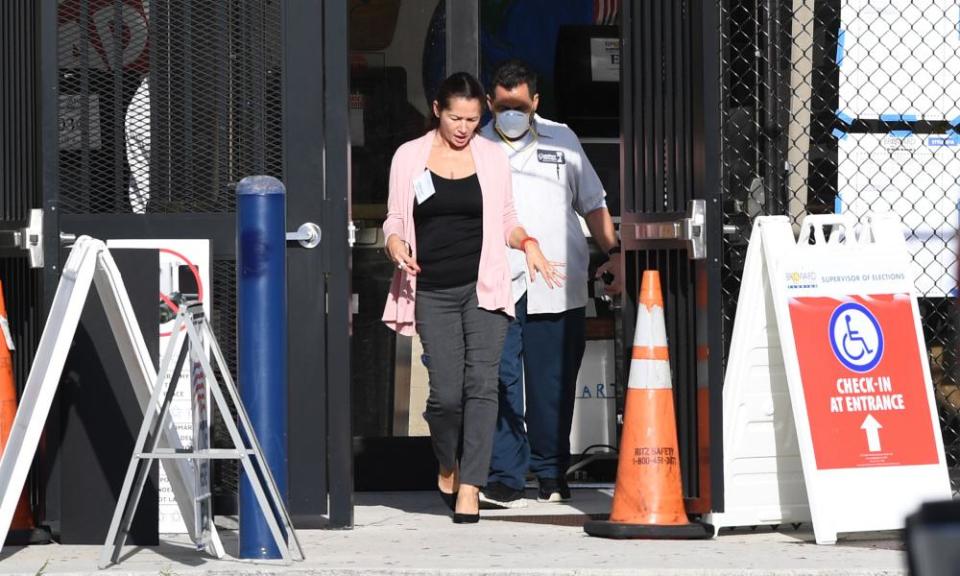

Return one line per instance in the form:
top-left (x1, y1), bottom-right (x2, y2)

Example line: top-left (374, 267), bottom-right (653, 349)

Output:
top-left (789, 294), bottom-right (939, 469)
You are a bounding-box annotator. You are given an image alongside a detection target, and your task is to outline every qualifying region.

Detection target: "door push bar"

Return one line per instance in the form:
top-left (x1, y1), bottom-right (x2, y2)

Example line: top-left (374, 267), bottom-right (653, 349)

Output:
top-left (0, 209), bottom-right (43, 268)
top-left (620, 200), bottom-right (706, 260)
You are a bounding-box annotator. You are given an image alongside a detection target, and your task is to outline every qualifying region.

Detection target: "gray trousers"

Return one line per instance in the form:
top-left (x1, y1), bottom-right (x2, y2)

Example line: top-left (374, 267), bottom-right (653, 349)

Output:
top-left (415, 282), bottom-right (508, 487)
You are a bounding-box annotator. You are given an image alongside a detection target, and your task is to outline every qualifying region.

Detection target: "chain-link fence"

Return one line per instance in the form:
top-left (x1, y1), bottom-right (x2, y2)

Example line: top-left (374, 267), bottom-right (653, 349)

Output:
top-left (720, 0), bottom-right (960, 491)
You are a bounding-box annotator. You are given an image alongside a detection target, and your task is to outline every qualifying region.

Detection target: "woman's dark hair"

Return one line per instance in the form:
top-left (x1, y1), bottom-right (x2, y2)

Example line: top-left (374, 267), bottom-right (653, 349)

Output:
top-left (489, 59), bottom-right (538, 96)
top-left (433, 72), bottom-right (485, 112)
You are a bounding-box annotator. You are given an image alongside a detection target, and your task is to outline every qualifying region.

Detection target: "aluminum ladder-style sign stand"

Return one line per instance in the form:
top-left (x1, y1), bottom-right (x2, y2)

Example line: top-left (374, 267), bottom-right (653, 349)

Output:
top-left (0, 237), bottom-right (223, 555)
top-left (100, 301), bottom-right (304, 568)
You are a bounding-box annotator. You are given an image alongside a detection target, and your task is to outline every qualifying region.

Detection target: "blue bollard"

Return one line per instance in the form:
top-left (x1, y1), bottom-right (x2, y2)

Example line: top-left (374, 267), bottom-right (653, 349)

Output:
top-left (237, 175), bottom-right (288, 559)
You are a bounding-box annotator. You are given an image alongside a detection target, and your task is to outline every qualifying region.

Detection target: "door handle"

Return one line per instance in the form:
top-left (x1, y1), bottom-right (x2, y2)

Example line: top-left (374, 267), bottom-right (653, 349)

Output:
top-left (0, 209), bottom-right (44, 268)
top-left (286, 222), bottom-right (321, 249)
top-left (620, 200), bottom-right (707, 260)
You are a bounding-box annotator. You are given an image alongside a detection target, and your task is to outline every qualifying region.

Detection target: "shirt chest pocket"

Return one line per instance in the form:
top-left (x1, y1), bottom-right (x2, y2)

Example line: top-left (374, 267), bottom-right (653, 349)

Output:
top-left (532, 148), bottom-right (571, 199)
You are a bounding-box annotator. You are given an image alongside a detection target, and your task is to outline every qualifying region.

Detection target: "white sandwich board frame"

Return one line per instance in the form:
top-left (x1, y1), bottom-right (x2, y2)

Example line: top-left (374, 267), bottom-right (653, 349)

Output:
top-left (100, 300), bottom-right (302, 567)
top-left (709, 215), bottom-right (951, 544)
top-left (0, 237), bottom-right (301, 564)
top-left (0, 237), bottom-right (223, 552)
top-left (706, 216), bottom-right (811, 533)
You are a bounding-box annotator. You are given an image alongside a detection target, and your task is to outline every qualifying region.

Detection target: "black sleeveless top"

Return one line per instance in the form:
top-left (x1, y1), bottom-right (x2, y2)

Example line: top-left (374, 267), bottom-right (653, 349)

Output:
top-left (413, 171), bottom-right (483, 290)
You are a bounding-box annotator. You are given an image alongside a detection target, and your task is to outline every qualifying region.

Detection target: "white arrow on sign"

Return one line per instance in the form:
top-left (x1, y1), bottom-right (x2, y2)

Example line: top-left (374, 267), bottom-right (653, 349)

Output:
top-left (861, 414), bottom-right (883, 452)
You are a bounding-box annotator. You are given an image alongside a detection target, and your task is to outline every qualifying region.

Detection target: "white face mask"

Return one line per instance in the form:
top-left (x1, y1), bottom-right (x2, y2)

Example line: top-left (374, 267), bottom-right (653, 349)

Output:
top-left (495, 110), bottom-right (531, 139)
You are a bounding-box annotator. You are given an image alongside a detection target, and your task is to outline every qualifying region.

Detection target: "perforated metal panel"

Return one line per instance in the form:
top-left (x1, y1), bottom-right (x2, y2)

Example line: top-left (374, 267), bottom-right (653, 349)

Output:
top-left (56, 0), bottom-right (282, 215)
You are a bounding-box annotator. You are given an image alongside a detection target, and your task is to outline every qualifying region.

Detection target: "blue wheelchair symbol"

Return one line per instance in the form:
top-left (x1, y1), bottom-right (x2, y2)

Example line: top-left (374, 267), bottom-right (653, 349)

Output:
top-left (841, 314), bottom-right (873, 360)
top-left (828, 302), bottom-right (883, 373)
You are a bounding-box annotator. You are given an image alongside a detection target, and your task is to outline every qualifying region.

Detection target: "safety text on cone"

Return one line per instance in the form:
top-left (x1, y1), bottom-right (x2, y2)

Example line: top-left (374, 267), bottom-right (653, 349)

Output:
top-left (632, 447), bottom-right (678, 467)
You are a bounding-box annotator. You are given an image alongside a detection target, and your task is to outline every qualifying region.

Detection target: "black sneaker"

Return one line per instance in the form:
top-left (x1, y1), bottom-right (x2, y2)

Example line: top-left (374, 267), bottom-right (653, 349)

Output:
top-left (537, 477), bottom-right (571, 503)
top-left (479, 481), bottom-right (528, 509)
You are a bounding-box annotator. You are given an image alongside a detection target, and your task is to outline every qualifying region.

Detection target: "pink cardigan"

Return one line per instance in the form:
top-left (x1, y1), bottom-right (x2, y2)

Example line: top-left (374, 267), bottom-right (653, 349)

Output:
top-left (382, 130), bottom-right (520, 336)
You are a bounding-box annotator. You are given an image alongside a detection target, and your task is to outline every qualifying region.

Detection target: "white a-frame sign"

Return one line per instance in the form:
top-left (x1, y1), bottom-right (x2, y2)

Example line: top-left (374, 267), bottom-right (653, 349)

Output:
top-left (0, 237), bottom-right (301, 565)
top-left (708, 215), bottom-right (951, 544)
top-left (705, 216), bottom-right (812, 533)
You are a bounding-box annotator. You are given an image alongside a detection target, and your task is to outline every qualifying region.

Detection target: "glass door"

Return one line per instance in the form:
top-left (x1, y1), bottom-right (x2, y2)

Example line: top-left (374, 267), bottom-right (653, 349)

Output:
top-left (349, 0), bottom-right (451, 490)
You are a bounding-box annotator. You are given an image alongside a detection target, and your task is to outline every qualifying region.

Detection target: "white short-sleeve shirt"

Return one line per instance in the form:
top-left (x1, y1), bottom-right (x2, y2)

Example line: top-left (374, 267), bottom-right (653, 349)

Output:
top-left (480, 115), bottom-right (607, 314)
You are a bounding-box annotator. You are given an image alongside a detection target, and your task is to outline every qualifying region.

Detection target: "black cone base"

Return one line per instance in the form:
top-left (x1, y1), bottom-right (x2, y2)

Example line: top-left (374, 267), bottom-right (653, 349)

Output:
top-left (584, 519), bottom-right (714, 540)
top-left (4, 527), bottom-right (52, 546)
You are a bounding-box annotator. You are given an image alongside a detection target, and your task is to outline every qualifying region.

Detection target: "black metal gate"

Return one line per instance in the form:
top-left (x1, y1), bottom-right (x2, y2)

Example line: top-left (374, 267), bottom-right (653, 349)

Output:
top-left (620, 0), bottom-right (724, 513)
top-left (0, 2), bottom-right (45, 398)
top-left (0, 0), bottom-right (48, 536)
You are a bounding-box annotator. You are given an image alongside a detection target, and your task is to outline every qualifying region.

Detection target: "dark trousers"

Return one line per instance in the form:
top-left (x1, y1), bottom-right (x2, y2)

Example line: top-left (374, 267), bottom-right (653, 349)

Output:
top-left (415, 283), bottom-right (509, 487)
top-left (488, 294), bottom-right (586, 489)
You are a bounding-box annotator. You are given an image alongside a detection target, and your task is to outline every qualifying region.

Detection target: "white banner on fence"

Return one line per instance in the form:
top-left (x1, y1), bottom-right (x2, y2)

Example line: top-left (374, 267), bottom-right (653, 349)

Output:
top-left (836, 132), bottom-right (960, 297)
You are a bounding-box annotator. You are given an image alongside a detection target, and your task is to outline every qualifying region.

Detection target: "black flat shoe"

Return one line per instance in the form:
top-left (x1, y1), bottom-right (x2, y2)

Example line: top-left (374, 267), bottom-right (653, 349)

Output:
top-left (439, 490), bottom-right (458, 511)
top-left (453, 512), bottom-right (479, 524)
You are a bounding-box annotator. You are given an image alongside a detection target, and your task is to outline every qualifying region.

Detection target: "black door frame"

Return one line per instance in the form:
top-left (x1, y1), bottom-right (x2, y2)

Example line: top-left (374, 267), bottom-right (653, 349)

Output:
top-left (320, 0), bottom-right (353, 527)
top-left (34, 0), bottom-right (722, 526)
top-left (282, 0), bottom-right (353, 529)
top-left (692, 0), bottom-right (724, 513)
top-left (39, 0), bottom-right (62, 534)
top-left (282, 0), bottom-right (353, 528)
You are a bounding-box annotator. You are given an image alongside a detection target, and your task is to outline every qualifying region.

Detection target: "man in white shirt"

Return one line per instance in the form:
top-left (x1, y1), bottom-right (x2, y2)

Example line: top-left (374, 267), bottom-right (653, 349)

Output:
top-left (479, 60), bottom-right (622, 508)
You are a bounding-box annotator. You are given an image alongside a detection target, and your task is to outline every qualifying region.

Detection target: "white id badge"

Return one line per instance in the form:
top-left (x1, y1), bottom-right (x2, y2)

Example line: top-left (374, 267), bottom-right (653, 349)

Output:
top-left (413, 170), bottom-right (436, 205)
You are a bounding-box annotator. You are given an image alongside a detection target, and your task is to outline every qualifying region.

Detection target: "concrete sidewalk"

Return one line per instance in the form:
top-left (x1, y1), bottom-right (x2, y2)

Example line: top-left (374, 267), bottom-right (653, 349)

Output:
top-left (0, 488), bottom-right (906, 575)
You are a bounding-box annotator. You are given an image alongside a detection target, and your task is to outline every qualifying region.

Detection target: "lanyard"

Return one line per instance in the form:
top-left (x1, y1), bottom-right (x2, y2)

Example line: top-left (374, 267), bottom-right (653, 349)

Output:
top-left (496, 125), bottom-right (538, 159)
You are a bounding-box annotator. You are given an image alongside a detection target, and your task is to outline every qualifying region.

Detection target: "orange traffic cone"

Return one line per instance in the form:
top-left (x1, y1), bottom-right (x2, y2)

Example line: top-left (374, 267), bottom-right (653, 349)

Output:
top-left (0, 281), bottom-right (48, 546)
top-left (584, 271), bottom-right (712, 539)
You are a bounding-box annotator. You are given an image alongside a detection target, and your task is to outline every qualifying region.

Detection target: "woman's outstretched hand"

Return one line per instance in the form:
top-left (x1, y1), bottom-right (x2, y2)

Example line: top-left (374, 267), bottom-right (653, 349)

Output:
top-left (524, 242), bottom-right (564, 289)
top-left (386, 234), bottom-right (421, 275)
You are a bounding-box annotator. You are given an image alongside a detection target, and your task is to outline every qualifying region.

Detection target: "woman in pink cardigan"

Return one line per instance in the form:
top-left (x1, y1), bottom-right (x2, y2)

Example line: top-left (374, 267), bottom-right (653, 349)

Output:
top-left (382, 73), bottom-right (558, 523)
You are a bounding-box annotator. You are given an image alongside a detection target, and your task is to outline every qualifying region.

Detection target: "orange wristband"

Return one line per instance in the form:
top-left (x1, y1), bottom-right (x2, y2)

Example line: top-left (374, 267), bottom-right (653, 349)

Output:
top-left (520, 236), bottom-right (539, 252)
